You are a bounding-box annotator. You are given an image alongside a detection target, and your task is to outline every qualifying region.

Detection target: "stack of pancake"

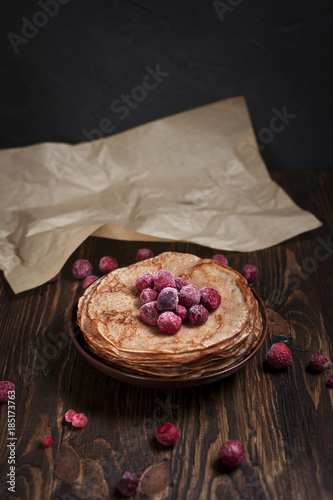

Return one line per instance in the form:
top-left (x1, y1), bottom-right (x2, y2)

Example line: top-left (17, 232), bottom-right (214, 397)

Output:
top-left (76, 252), bottom-right (263, 378)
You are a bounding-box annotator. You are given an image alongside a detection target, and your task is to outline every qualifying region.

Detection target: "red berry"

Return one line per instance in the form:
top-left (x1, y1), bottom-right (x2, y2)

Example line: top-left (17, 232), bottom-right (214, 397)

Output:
top-left (83, 275), bottom-right (99, 289)
top-left (178, 285), bottom-right (200, 309)
top-left (140, 288), bottom-right (159, 305)
top-left (72, 259), bottom-right (93, 279)
top-left (140, 301), bottom-right (160, 326)
top-left (99, 256), bottom-right (118, 274)
top-left (136, 248), bottom-right (154, 261)
top-left (0, 381), bottom-right (15, 403)
top-left (199, 287), bottom-right (221, 312)
top-left (48, 272), bottom-right (61, 283)
top-left (42, 435), bottom-right (53, 447)
top-left (65, 409), bottom-right (77, 422)
top-left (116, 470), bottom-right (139, 497)
top-left (155, 423), bottom-right (181, 446)
top-left (188, 304), bottom-right (209, 325)
top-left (157, 311), bottom-right (182, 335)
top-left (242, 264), bottom-right (259, 283)
top-left (72, 413), bottom-right (87, 428)
top-left (157, 287), bottom-right (179, 312)
top-left (309, 353), bottom-right (328, 372)
top-left (136, 273), bottom-right (155, 293)
top-left (212, 254), bottom-right (228, 266)
top-left (327, 377), bottom-right (333, 388)
top-left (174, 277), bottom-right (189, 291)
top-left (219, 440), bottom-right (245, 467)
top-left (154, 270), bottom-right (175, 292)
top-left (174, 305), bottom-right (188, 323)
top-left (267, 343), bottom-right (292, 369)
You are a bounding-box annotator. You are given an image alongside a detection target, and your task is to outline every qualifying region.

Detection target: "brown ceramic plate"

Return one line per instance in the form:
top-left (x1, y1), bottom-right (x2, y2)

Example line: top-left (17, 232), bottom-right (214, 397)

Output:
top-left (68, 289), bottom-right (268, 389)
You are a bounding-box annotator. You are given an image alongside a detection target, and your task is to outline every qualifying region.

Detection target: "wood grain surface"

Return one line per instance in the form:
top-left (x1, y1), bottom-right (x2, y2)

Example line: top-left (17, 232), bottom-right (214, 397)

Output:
top-left (0, 171), bottom-right (332, 500)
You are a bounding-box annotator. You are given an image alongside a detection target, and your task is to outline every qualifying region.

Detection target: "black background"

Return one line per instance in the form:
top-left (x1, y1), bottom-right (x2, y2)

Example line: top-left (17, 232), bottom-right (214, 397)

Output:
top-left (1, 0), bottom-right (332, 170)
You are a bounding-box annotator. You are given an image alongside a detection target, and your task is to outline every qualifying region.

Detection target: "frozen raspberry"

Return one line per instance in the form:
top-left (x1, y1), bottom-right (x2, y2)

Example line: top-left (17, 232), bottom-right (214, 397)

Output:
top-left (219, 440), bottom-right (245, 467)
top-left (140, 301), bottom-right (160, 326)
top-left (48, 271), bottom-right (61, 283)
top-left (83, 275), bottom-right (99, 289)
top-left (136, 248), bottom-right (154, 261)
top-left (155, 423), bottom-right (181, 446)
top-left (178, 285), bottom-right (200, 309)
top-left (174, 305), bottom-right (188, 323)
top-left (72, 413), bottom-right (88, 428)
top-left (154, 270), bottom-right (175, 292)
top-left (135, 273), bottom-right (155, 293)
top-left (242, 264), bottom-right (259, 283)
top-left (309, 353), bottom-right (328, 372)
top-left (0, 381), bottom-right (15, 403)
top-left (116, 470), bottom-right (138, 497)
top-left (267, 343), bottom-right (292, 369)
top-left (200, 287), bottom-right (221, 312)
top-left (99, 256), bottom-right (118, 274)
top-left (157, 311), bottom-right (182, 335)
top-left (212, 254), bottom-right (228, 266)
top-left (157, 287), bottom-right (179, 312)
top-left (327, 377), bottom-right (333, 388)
top-left (140, 288), bottom-right (159, 305)
top-left (188, 304), bottom-right (209, 325)
top-left (64, 409), bottom-right (77, 422)
top-left (72, 259), bottom-right (93, 279)
top-left (42, 435), bottom-right (53, 447)
top-left (174, 277), bottom-right (189, 291)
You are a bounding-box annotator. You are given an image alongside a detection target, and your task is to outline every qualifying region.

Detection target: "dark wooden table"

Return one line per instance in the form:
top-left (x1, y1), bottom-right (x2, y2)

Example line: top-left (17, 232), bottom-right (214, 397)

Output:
top-left (1, 171), bottom-right (332, 500)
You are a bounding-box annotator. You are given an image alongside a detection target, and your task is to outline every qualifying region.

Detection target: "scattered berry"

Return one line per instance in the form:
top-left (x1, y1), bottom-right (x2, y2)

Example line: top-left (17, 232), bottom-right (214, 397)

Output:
top-left (188, 304), bottom-right (209, 325)
top-left (72, 413), bottom-right (88, 428)
top-left (242, 264), bottom-right (259, 283)
top-left (154, 270), bottom-right (175, 292)
top-left (116, 470), bottom-right (139, 497)
top-left (99, 256), bottom-right (118, 274)
top-left (72, 259), bottom-right (93, 279)
top-left (174, 305), bottom-right (188, 323)
top-left (200, 287), bottom-right (221, 312)
top-left (65, 409), bottom-right (77, 422)
top-left (140, 288), bottom-right (159, 305)
top-left (157, 311), bottom-right (182, 335)
top-left (174, 277), bottom-right (189, 291)
top-left (219, 440), bottom-right (245, 467)
top-left (178, 284), bottom-right (200, 309)
top-left (42, 435), bottom-right (53, 447)
top-left (327, 377), bottom-right (333, 388)
top-left (140, 301), bottom-right (160, 326)
top-left (83, 275), bottom-right (99, 288)
top-left (267, 343), bottom-right (292, 369)
top-left (136, 273), bottom-right (155, 293)
top-left (48, 272), bottom-right (61, 283)
top-left (157, 287), bottom-right (179, 312)
top-left (0, 381), bottom-right (15, 403)
top-left (212, 254), bottom-right (228, 266)
top-left (136, 248), bottom-right (154, 261)
top-left (309, 353), bottom-right (328, 372)
top-left (155, 423), bottom-right (181, 446)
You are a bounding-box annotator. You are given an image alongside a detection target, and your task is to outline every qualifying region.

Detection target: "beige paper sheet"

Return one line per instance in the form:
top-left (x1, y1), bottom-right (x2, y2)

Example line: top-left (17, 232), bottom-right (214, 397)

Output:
top-left (0, 97), bottom-right (321, 293)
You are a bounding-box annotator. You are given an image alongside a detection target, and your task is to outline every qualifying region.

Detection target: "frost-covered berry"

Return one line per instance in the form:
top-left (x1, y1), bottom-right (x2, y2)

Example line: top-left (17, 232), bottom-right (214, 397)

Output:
top-left (83, 275), bottom-right (99, 289)
top-left (117, 470), bottom-right (139, 497)
top-left (156, 423), bottom-right (181, 446)
top-left (64, 409), bottom-right (77, 422)
top-left (267, 343), bottom-right (292, 369)
top-left (0, 381), bottom-right (15, 403)
top-left (188, 304), bottom-right (209, 325)
top-left (174, 277), bottom-right (189, 291)
top-left (136, 248), bottom-right (154, 261)
top-left (136, 273), bottom-right (155, 293)
top-left (99, 256), bottom-right (118, 274)
top-left (200, 287), bottom-right (221, 312)
top-left (219, 440), bottom-right (245, 467)
top-left (48, 272), bottom-right (61, 283)
top-left (212, 254), bottom-right (228, 266)
top-left (140, 288), bottom-right (159, 305)
top-left (309, 353), bottom-right (328, 372)
top-left (178, 285), bottom-right (200, 309)
top-left (157, 311), bottom-right (182, 335)
top-left (72, 413), bottom-right (87, 428)
top-left (42, 435), bottom-right (53, 447)
top-left (140, 301), bottom-right (160, 326)
top-left (242, 264), bottom-right (259, 283)
top-left (174, 305), bottom-right (188, 323)
top-left (157, 287), bottom-right (179, 312)
top-left (72, 259), bottom-right (93, 279)
top-left (154, 270), bottom-right (175, 292)
top-left (327, 377), bottom-right (333, 388)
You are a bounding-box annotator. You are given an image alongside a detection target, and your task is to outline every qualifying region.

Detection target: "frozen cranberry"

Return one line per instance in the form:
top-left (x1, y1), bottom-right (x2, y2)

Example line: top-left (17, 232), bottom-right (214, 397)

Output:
top-left (178, 285), bottom-right (200, 309)
top-left (154, 270), bottom-right (175, 292)
top-left (309, 353), bottom-right (329, 372)
top-left (157, 311), bottom-right (182, 335)
top-left (174, 277), bottom-right (189, 291)
top-left (174, 305), bottom-right (188, 323)
top-left (99, 256), bottom-right (118, 274)
top-left (116, 470), bottom-right (138, 497)
top-left (212, 254), bottom-right (228, 266)
top-left (48, 272), bottom-right (61, 283)
top-left (83, 275), bottom-right (99, 289)
top-left (64, 409), bottom-right (77, 422)
top-left (188, 304), bottom-right (209, 325)
top-left (136, 248), bottom-right (154, 261)
top-left (219, 440), bottom-right (245, 467)
top-left (242, 264), bottom-right (259, 283)
top-left (72, 413), bottom-right (87, 428)
top-left (42, 435), bottom-right (53, 447)
top-left (0, 381), bottom-right (15, 403)
top-left (140, 301), bottom-right (160, 326)
top-left (72, 259), bottom-right (93, 279)
top-left (135, 273), bottom-right (155, 293)
top-left (157, 287), bottom-right (179, 312)
top-left (156, 422), bottom-right (181, 446)
top-left (200, 287), bottom-right (221, 312)
top-left (140, 288), bottom-right (159, 305)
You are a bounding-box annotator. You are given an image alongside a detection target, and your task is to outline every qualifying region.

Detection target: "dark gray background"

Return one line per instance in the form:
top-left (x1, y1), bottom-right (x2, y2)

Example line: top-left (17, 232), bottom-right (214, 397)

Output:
top-left (1, 0), bottom-right (332, 170)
